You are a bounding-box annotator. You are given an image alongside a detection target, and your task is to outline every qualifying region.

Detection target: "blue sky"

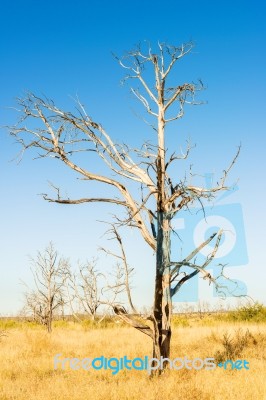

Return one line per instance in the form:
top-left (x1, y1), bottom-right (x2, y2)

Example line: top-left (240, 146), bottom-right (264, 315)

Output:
top-left (0, 0), bottom-right (266, 314)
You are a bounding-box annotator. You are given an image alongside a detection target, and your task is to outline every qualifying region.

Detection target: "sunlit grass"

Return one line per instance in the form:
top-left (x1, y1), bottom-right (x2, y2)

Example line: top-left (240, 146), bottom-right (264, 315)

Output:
top-left (0, 317), bottom-right (266, 400)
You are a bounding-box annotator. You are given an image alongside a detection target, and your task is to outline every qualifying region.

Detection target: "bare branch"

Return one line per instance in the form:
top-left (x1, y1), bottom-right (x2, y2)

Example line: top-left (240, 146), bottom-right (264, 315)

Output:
top-left (113, 306), bottom-right (153, 339)
top-left (171, 230), bottom-right (223, 297)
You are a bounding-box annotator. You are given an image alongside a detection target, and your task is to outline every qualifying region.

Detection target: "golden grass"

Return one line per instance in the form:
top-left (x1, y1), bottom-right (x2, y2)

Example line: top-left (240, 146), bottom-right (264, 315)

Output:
top-left (0, 321), bottom-right (265, 400)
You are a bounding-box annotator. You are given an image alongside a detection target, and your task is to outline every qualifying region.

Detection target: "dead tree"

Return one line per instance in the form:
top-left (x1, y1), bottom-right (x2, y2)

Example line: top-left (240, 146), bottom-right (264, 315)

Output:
top-left (67, 261), bottom-right (106, 320)
top-left (8, 41), bottom-right (239, 370)
top-left (100, 224), bottom-right (137, 314)
top-left (63, 257), bottom-right (131, 321)
top-left (24, 242), bottom-right (67, 332)
top-left (62, 265), bottom-right (83, 322)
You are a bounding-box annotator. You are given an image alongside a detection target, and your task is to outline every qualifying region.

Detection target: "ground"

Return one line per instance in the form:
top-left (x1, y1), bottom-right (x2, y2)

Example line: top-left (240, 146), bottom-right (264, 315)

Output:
top-left (0, 316), bottom-right (265, 400)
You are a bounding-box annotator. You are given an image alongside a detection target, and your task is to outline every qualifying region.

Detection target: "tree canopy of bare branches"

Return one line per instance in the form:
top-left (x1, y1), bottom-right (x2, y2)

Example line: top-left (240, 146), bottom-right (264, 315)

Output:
top-left (7, 41), bottom-right (240, 372)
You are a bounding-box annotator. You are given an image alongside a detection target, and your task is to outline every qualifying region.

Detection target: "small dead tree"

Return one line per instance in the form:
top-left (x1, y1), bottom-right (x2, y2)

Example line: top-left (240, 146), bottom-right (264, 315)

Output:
top-left (24, 242), bottom-right (67, 332)
top-left (64, 258), bottom-right (133, 321)
top-left (8, 41), bottom-right (239, 370)
top-left (100, 224), bottom-right (137, 314)
top-left (68, 261), bottom-right (106, 320)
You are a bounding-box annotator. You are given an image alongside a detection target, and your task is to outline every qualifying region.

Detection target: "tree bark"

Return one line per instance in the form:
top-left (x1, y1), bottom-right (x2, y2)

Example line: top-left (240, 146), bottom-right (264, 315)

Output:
top-left (152, 212), bottom-right (172, 367)
top-left (47, 304), bottom-right (52, 333)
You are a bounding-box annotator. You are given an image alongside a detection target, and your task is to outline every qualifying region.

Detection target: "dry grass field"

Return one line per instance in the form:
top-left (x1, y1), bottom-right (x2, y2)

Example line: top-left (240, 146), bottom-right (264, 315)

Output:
top-left (0, 316), bottom-right (265, 400)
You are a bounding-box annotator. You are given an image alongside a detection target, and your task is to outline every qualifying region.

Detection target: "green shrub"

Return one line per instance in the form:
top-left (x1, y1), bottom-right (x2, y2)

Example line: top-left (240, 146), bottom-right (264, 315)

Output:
top-left (53, 320), bottom-right (72, 329)
top-left (230, 302), bottom-right (266, 322)
top-left (172, 316), bottom-right (190, 328)
top-left (0, 319), bottom-right (40, 330)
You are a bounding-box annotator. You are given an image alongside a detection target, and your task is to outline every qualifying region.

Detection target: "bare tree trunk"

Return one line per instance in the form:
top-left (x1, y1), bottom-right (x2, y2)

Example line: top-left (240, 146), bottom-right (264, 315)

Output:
top-left (47, 304), bottom-right (52, 333)
top-left (47, 316), bottom-right (52, 333)
top-left (153, 213), bottom-right (172, 364)
top-left (151, 80), bottom-right (172, 366)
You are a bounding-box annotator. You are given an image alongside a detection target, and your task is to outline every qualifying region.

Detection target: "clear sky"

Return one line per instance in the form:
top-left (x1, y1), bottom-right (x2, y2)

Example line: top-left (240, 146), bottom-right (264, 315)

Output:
top-left (1, 0), bottom-right (266, 314)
